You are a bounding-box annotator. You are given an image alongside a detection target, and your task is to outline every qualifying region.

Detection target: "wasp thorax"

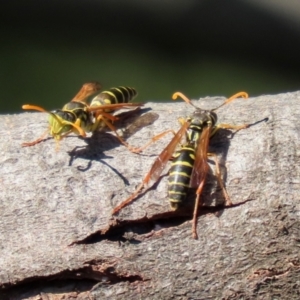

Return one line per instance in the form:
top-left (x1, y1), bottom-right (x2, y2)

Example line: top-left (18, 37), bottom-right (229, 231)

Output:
top-left (192, 110), bottom-right (217, 127)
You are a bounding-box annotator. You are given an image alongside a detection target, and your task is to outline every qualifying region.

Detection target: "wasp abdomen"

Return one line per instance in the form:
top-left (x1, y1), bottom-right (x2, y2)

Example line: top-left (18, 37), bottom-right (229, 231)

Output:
top-left (91, 86), bottom-right (137, 111)
top-left (168, 145), bottom-right (195, 210)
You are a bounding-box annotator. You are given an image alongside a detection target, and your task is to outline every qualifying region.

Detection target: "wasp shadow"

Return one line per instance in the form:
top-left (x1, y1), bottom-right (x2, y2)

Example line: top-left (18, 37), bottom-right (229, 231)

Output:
top-left (67, 108), bottom-right (158, 182)
top-left (68, 135), bottom-right (130, 186)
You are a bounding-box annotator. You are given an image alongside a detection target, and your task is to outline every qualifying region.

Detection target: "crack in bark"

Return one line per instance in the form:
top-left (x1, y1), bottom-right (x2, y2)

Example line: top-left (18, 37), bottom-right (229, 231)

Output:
top-left (0, 259), bottom-right (145, 299)
top-left (70, 198), bottom-right (255, 245)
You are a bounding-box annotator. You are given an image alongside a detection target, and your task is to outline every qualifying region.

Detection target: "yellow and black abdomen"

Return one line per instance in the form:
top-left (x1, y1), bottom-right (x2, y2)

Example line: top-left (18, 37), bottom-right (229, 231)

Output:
top-left (90, 86), bottom-right (137, 112)
top-left (168, 144), bottom-right (195, 210)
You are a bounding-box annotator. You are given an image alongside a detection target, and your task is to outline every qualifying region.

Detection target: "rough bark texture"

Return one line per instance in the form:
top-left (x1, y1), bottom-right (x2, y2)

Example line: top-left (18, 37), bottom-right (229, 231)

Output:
top-left (0, 92), bottom-right (299, 299)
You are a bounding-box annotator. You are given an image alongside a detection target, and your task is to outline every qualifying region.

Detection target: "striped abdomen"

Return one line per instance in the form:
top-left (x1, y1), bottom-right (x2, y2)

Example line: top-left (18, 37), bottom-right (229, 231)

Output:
top-left (90, 86), bottom-right (137, 112)
top-left (168, 144), bottom-right (195, 210)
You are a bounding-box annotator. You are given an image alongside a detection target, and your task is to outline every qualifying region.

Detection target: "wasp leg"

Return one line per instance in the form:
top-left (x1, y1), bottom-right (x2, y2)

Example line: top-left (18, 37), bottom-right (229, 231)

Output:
top-left (208, 152), bottom-right (232, 206)
top-left (112, 182), bottom-right (145, 215)
top-left (94, 111), bottom-right (119, 122)
top-left (21, 128), bottom-right (49, 147)
top-left (112, 169), bottom-right (154, 214)
top-left (130, 129), bottom-right (177, 153)
top-left (94, 115), bottom-right (140, 152)
top-left (192, 152), bottom-right (234, 239)
top-left (131, 117), bottom-right (186, 153)
top-left (98, 119), bottom-right (177, 153)
top-left (192, 178), bottom-right (206, 239)
top-left (210, 122), bottom-right (249, 136)
top-left (97, 116), bottom-right (130, 147)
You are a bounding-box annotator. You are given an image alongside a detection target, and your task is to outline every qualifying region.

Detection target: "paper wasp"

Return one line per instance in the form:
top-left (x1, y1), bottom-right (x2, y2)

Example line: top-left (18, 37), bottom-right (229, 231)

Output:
top-left (22, 82), bottom-right (143, 150)
top-left (112, 91), bottom-right (249, 239)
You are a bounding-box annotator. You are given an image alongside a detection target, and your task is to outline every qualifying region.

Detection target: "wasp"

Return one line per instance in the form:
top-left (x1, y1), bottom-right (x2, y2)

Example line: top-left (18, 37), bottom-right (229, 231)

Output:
top-left (112, 91), bottom-right (249, 239)
top-left (22, 82), bottom-right (143, 150)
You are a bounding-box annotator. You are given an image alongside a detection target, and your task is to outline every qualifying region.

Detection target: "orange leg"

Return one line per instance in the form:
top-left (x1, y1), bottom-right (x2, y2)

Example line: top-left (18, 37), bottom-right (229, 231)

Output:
top-left (21, 128), bottom-right (49, 147)
top-left (99, 115), bottom-right (178, 154)
top-left (192, 152), bottom-right (232, 239)
top-left (98, 116), bottom-right (150, 154)
top-left (209, 153), bottom-right (232, 206)
top-left (192, 179), bottom-right (206, 239)
top-left (112, 172), bottom-right (152, 215)
top-left (95, 111), bottom-right (119, 122)
top-left (210, 122), bottom-right (249, 136)
top-left (128, 116), bottom-right (186, 153)
top-left (99, 117), bottom-right (129, 147)
top-left (130, 129), bottom-right (177, 153)
top-left (113, 121), bottom-right (190, 215)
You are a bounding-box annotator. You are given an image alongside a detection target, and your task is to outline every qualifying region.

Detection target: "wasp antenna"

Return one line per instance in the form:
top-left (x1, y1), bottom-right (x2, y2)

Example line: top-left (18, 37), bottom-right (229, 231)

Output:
top-left (172, 92), bottom-right (199, 109)
top-left (71, 122), bottom-right (86, 137)
top-left (225, 92), bottom-right (248, 104)
top-left (22, 104), bottom-right (49, 113)
top-left (213, 91), bottom-right (249, 111)
top-left (172, 92), bottom-right (191, 104)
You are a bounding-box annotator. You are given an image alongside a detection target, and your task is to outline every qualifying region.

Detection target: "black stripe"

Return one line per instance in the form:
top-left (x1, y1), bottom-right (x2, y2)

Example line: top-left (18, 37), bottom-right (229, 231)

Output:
top-left (91, 86), bottom-right (137, 107)
top-left (168, 146), bottom-right (195, 207)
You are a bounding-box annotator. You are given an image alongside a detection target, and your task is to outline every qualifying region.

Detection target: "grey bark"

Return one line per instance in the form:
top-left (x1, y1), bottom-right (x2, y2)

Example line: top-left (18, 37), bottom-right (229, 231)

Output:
top-left (0, 92), bottom-right (299, 299)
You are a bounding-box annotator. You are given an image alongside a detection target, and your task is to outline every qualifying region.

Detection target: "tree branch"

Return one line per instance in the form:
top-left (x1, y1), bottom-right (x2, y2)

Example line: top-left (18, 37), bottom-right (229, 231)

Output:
top-left (1, 92), bottom-right (299, 299)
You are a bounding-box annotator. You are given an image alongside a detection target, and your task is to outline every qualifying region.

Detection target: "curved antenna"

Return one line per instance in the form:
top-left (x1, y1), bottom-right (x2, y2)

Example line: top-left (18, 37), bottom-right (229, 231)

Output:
top-left (172, 92), bottom-right (198, 109)
top-left (22, 104), bottom-right (86, 137)
top-left (172, 91), bottom-right (249, 112)
top-left (22, 104), bottom-right (48, 113)
top-left (212, 92), bottom-right (248, 111)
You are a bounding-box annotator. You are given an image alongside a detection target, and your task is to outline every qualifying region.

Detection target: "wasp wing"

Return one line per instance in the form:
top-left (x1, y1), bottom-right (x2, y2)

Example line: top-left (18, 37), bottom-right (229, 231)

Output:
top-left (146, 121), bottom-right (190, 186)
top-left (71, 82), bottom-right (101, 103)
top-left (111, 120), bottom-right (190, 215)
top-left (88, 102), bottom-right (143, 112)
top-left (190, 126), bottom-right (211, 188)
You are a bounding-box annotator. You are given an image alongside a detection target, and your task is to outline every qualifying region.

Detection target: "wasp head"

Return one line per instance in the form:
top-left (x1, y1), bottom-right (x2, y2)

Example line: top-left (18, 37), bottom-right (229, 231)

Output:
top-left (22, 104), bottom-right (86, 144)
top-left (48, 110), bottom-right (76, 140)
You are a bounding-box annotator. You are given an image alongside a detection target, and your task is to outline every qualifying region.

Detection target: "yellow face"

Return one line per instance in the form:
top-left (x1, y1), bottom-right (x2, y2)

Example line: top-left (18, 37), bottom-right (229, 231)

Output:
top-left (48, 113), bottom-right (73, 140)
top-left (48, 110), bottom-right (87, 141)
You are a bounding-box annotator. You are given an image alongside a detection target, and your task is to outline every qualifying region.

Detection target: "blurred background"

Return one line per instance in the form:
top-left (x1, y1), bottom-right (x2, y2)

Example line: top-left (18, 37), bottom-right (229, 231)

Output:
top-left (1, 0), bottom-right (300, 113)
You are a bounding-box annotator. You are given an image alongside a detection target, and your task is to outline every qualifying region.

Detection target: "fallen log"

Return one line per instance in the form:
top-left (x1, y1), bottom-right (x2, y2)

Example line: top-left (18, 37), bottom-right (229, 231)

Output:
top-left (0, 91), bottom-right (299, 299)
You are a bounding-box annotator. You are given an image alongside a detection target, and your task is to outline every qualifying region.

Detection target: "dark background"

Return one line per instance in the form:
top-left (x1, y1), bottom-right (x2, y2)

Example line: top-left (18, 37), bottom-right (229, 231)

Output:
top-left (1, 0), bottom-right (300, 113)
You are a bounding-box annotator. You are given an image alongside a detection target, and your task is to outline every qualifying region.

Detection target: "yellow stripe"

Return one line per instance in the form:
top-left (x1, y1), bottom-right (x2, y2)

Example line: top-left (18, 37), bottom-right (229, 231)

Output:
top-left (105, 91), bottom-right (118, 102)
top-left (113, 88), bottom-right (126, 102)
top-left (102, 99), bottom-right (111, 105)
top-left (168, 190), bottom-right (188, 194)
top-left (168, 180), bottom-right (189, 186)
top-left (180, 146), bottom-right (194, 150)
top-left (172, 161), bottom-right (193, 168)
top-left (169, 199), bottom-right (181, 203)
top-left (169, 171), bottom-right (191, 177)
